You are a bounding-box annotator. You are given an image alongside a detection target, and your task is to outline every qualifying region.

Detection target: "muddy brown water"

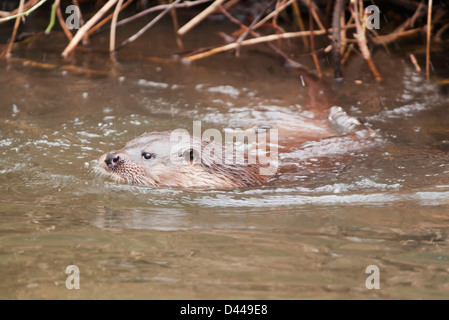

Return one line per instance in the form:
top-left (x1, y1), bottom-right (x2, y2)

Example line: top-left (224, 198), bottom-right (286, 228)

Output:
top-left (1, 18), bottom-right (449, 299)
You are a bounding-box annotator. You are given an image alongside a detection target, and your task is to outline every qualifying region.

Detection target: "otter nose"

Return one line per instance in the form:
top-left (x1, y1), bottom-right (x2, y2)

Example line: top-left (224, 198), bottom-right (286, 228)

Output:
top-left (104, 152), bottom-right (121, 167)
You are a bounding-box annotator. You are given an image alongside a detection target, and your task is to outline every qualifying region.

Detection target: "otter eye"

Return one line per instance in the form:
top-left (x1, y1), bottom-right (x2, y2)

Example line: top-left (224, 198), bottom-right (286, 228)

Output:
top-left (142, 152), bottom-right (154, 160)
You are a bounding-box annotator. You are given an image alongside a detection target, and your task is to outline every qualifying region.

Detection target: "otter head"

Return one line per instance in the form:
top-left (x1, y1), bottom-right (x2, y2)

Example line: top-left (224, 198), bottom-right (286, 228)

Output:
top-left (97, 131), bottom-right (273, 189)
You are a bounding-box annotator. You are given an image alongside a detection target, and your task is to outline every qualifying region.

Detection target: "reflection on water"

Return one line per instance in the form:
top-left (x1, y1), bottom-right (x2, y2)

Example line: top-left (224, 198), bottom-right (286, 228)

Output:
top-left (1, 20), bottom-right (449, 299)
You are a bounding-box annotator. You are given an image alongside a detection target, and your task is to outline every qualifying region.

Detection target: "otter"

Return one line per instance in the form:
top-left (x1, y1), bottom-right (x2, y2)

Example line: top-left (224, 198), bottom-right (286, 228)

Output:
top-left (97, 105), bottom-right (377, 189)
top-left (97, 71), bottom-right (379, 189)
top-left (97, 129), bottom-right (276, 188)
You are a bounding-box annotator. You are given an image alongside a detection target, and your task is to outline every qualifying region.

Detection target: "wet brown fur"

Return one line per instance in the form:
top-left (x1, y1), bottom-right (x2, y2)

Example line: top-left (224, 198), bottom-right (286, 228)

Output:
top-left (98, 131), bottom-right (273, 189)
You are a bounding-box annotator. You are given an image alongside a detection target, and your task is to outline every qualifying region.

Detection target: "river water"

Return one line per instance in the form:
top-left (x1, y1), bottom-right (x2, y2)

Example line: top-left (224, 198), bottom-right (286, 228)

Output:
top-left (1, 17), bottom-right (449, 299)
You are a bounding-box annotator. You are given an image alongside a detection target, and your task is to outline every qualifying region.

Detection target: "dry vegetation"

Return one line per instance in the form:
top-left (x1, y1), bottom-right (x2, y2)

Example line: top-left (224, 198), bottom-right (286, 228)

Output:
top-left (1, 0), bottom-right (448, 81)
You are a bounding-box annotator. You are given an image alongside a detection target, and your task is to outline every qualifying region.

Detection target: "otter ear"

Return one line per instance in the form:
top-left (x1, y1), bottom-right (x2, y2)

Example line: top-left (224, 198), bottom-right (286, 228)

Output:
top-left (180, 148), bottom-right (200, 164)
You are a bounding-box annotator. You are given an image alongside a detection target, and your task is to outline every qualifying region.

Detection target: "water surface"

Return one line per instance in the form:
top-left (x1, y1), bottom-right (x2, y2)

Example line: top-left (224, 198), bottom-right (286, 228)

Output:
top-left (1, 18), bottom-right (449, 299)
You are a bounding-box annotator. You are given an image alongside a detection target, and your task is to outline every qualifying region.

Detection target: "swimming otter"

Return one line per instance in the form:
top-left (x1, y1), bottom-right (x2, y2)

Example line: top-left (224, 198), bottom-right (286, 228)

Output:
top-left (97, 129), bottom-right (276, 188)
top-left (97, 105), bottom-right (377, 189)
top-left (97, 70), bottom-right (380, 188)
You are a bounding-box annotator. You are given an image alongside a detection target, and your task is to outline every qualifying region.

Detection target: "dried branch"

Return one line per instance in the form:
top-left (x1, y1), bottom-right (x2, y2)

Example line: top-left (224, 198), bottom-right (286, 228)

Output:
top-left (62, 0), bottom-right (118, 58)
top-left (0, 0), bottom-right (42, 23)
top-left (234, 0), bottom-right (276, 57)
top-left (435, 22), bottom-right (449, 42)
top-left (183, 25), bottom-right (355, 62)
top-left (87, 0), bottom-right (134, 36)
top-left (178, 0), bottom-right (227, 36)
top-left (307, 0), bottom-right (321, 77)
top-left (371, 27), bottom-right (423, 46)
top-left (251, 0), bottom-right (296, 32)
top-left (341, 42), bottom-right (354, 65)
top-left (169, 0), bottom-right (184, 50)
top-left (73, 0), bottom-right (89, 45)
top-left (57, 1), bottom-right (73, 41)
top-left (291, 0), bottom-right (309, 50)
top-left (223, 0), bottom-right (240, 10)
top-left (426, 0), bottom-right (433, 80)
top-left (5, 0), bottom-right (25, 57)
top-left (110, 0), bottom-right (124, 52)
top-left (300, 0), bottom-right (326, 31)
top-left (8, 57), bottom-right (109, 75)
top-left (92, 0), bottom-right (211, 35)
top-left (409, 53), bottom-right (421, 72)
top-left (332, 0), bottom-right (345, 79)
top-left (218, 4), bottom-right (307, 70)
top-left (351, 0), bottom-right (383, 82)
top-left (115, 0), bottom-right (181, 51)
top-left (371, 1), bottom-right (426, 45)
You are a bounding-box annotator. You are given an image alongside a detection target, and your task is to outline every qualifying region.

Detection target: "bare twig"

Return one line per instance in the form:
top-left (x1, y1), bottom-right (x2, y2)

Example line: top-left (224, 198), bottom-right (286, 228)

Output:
top-left (251, 0), bottom-right (295, 31)
top-left (307, 0), bottom-right (322, 77)
top-left (301, 0), bottom-right (326, 31)
top-left (371, 27), bottom-right (423, 46)
top-left (183, 25), bottom-right (355, 62)
top-left (73, 0), bottom-right (89, 45)
top-left (332, 0), bottom-right (345, 79)
top-left (223, 0), bottom-right (240, 10)
top-left (351, 0), bottom-right (383, 82)
top-left (408, 1), bottom-right (426, 28)
top-left (93, 0), bottom-right (211, 35)
top-left (324, 0), bottom-right (335, 29)
top-left (62, 0), bottom-right (118, 58)
top-left (395, 0), bottom-right (426, 32)
top-left (5, 0), bottom-right (25, 57)
top-left (57, 1), bottom-right (73, 41)
top-left (110, 0), bottom-right (124, 52)
top-left (366, 27), bottom-right (390, 55)
top-left (235, 0), bottom-right (275, 57)
top-left (8, 57), bottom-right (109, 75)
top-left (409, 53), bottom-right (421, 72)
top-left (435, 22), bottom-right (449, 42)
top-left (291, 0), bottom-right (309, 50)
top-left (178, 0), bottom-right (226, 36)
top-left (0, 0), bottom-right (42, 23)
top-left (218, 4), bottom-right (307, 69)
top-left (426, 0), bottom-right (433, 80)
top-left (371, 1), bottom-right (426, 45)
top-left (340, 10), bottom-right (348, 55)
top-left (272, 0), bottom-right (284, 31)
top-left (87, 0), bottom-right (134, 36)
top-left (115, 0), bottom-right (181, 51)
top-left (341, 42), bottom-right (354, 65)
top-left (169, 0), bottom-right (184, 50)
